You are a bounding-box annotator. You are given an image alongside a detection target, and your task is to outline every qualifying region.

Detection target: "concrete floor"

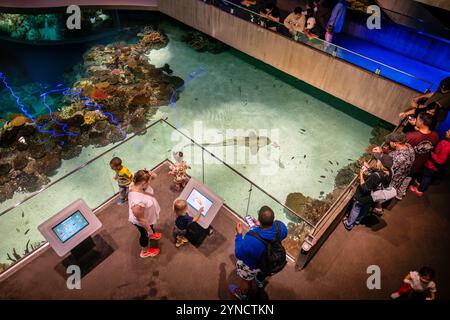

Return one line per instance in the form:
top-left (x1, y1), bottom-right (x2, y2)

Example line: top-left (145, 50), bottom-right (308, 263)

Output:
top-left (0, 161), bottom-right (449, 300)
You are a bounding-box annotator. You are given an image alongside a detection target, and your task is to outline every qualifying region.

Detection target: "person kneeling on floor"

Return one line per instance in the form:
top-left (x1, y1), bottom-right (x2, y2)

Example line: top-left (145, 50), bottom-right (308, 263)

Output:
top-left (173, 199), bottom-right (203, 248)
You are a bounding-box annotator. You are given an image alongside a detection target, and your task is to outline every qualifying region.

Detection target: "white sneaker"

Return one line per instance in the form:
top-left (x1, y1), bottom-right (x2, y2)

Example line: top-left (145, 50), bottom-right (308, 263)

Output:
top-left (390, 292), bottom-right (400, 299)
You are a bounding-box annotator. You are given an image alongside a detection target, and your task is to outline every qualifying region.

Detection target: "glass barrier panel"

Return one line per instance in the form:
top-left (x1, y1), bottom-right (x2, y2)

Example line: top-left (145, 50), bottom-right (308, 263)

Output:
top-left (0, 121), bottom-right (170, 274)
top-left (246, 184), bottom-right (313, 258)
top-left (202, 151), bottom-right (251, 218)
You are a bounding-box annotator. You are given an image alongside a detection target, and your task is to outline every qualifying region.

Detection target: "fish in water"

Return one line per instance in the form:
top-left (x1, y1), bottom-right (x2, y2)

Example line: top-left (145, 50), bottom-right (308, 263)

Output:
top-left (16, 228), bottom-right (20, 233)
top-left (336, 161), bottom-right (339, 166)
top-left (24, 229), bottom-right (30, 235)
top-left (304, 154), bottom-right (306, 159)
top-left (328, 160), bottom-right (333, 165)
top-left (291, 156), bottom-right (295, 160)
top-left (300, 128), bottom-right (306, 132)
top-left (278, 160), bottom-right (285, 169)
top-left (324, 168), bottom-right (329, 172)
top-left (21, 211), bottom-right (24, 218)
top-left (320, 175), bottom-right (326, 178)
top-left (318, 180), bottom-right (323, 183)
top-left (185, 131), bottom-right (280, 155)
top-left (320, 191), bottom-right (324, 195)
top-left (348, 158), bottom-right (353, 161)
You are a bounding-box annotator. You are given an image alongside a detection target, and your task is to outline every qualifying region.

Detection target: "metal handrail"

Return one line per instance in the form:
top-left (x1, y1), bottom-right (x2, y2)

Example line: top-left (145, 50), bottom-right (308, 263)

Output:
top-left (0, 118), bottom-right (166, 217)
top-left (213, 0), bottom-right (434, 91)
top-left (162, 119), bottom-right (316, 229)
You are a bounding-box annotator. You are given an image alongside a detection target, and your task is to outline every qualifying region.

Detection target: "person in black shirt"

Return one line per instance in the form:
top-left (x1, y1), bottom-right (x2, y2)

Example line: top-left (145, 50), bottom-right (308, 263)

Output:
top-left (343, 155), bottom-right (393, 231)
top-left (173, 199), bottom-right (203, 248)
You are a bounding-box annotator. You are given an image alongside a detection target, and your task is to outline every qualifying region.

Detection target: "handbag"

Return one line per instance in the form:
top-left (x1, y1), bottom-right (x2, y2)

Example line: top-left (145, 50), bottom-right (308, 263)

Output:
top-left (370, 171), bottom-right (397, 203)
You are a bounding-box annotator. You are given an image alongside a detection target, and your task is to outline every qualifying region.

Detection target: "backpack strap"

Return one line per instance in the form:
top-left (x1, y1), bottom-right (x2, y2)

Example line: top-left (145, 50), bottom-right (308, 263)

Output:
top-left (248, 221), bottom-right (281, 245)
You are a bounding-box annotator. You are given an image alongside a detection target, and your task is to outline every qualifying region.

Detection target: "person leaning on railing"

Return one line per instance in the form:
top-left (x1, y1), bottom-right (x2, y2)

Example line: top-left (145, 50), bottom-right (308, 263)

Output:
top-left (342, 155), bottom-right (393, 231)
top-left (284, 7), bottom-right (306, 39)
top-left (405, 77), bottom-right (450, 133)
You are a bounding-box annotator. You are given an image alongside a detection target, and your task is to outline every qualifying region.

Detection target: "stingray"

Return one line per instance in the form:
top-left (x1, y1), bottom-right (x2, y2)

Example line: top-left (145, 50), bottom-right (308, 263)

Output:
top-left (185, 131), bottom-right (280, 155)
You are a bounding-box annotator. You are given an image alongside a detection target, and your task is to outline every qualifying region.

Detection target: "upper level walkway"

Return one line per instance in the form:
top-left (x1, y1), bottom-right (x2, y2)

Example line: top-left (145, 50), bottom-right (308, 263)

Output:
top-left (0, 0), bottom-right (158, 9)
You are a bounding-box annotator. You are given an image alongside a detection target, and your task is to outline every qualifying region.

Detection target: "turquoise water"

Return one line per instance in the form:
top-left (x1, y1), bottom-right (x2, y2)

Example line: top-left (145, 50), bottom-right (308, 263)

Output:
top-left (0, 18), bottom-right (378, 269)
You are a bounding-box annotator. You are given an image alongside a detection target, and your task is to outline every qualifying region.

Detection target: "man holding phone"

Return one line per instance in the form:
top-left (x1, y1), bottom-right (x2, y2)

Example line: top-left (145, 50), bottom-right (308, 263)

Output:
top-left (229, 206), bottom-right (287, 300)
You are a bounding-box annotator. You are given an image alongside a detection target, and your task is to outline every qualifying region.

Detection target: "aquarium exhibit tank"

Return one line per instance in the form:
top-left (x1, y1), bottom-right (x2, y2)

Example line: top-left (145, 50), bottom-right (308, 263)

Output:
top-left (0, 9), bottom-right (392, 273)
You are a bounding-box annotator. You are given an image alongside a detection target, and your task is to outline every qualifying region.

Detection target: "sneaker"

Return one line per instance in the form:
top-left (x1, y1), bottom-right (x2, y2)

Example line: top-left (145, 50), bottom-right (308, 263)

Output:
top-left (409, 185), bottom-right (424, 197)
top-left (395, 194), bottom-right (404, 201)
top-left (208, 227), bottom-right (214, 236)
top-left (228, 284), bottom-right (248, 300)
top-left (255, 277), bottom-right (267, 288)
top-left (117, 199), bottom-right (126, 205)
top-left (373, 207), bottom-right (383, 216)
top-left (150, 232), bottom-right (162, 240)
top-left (342, 218), bottom-right (353, 231)
top-left (390, 292), bottom-right (401, 299)
top-left (140, 248), bottom-right (160, 258)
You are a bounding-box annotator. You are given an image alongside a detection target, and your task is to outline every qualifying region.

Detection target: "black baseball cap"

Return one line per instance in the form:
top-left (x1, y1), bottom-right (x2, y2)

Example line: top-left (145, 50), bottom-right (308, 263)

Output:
top-left (374, 153), bottom-right (394, 169)
top-left (384, 132), bottom-right (406, 144)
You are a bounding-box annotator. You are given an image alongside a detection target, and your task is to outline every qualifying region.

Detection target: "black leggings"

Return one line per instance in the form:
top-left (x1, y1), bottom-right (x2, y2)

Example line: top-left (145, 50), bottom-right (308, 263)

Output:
top-left (134, 224), bottom-right (156, 248)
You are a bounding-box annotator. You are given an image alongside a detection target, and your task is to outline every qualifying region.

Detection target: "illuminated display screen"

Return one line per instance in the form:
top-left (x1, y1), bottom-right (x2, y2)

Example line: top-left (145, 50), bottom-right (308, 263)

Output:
top-left (186, 189), bottom-right (213, 216)
top-left (52, 211), bottom-right (89, 243)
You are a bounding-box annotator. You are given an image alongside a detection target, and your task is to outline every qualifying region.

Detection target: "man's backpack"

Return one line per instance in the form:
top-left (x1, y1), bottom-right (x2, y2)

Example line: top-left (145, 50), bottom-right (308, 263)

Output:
top-left (248, 222), bottom-right (287, 276)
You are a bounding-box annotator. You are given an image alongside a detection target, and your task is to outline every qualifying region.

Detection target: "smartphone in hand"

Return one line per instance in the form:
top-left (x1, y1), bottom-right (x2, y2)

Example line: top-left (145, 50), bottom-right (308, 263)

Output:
top-left (244, 215), bottom-right (257, 229)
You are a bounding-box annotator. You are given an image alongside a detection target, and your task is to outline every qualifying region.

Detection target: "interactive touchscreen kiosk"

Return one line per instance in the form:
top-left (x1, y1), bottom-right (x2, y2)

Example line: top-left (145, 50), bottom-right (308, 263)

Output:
top-left (38, 199), bottom-right (102, 257)
top-left (179, 177), bottom-right (224, 229)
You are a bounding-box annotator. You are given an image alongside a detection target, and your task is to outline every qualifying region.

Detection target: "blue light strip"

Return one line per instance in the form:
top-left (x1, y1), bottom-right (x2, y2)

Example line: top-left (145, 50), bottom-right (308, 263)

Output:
top-left (0, 71), bottom-right (126, 140)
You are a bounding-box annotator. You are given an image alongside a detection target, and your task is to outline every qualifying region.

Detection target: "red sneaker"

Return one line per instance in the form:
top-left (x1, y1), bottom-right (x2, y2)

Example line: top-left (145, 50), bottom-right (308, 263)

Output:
top-left (150, 232), bottom-right (162, 240)
top-left (409, 185), bottom-right (423, 197)
top-left (140, 248), bottom-right (160, 258)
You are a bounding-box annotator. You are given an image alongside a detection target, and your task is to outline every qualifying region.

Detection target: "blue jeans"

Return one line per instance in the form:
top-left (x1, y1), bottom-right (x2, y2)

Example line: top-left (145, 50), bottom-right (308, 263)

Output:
top-left (418, 167), bottom-right (435, 192)
top-left (347, 199), bottom-right (371, 227)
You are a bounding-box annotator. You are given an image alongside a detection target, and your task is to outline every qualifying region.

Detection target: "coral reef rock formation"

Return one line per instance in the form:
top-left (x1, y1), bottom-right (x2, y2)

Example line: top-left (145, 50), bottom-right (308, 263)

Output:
top-left (0, 27), bottom-right (181, 203)
top-left (285, 192), bottom-right (332, 226)
top-left (183, 30), bottom-right (229, 54)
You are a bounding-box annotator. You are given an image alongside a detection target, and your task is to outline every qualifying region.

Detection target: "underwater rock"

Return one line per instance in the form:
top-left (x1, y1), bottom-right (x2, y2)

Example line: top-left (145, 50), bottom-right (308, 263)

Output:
top-left (285, 192), bottom-right (331, 226)
top-left (334, 164), bottom-right (357, 188)
top-left (64, 114), bottom-right (85, 127)
top-left (0, 126), bottom-right (20, 147)
top-left (29, 144), bottom-right (46, 159)
top-left (17, 124), bottom-right (36, 137)
top-left (137, 26), bottom-right (168, 50)
top-left (35, 152), bottom-right (61, 174)
top-left (13, 155), bottom-right (29, 170)
top-left (15, 172), bottom-right (40, 192)
top-left (128, 108), bottom-right (147, 131)
top-left (0, 162), bottom-right (12, 176)
top-left (61, 145), bottom-right (82, 160)
top-left (0, 182), bottom-right (15, 202)
top-left (183, 30), bottom-right (229, 54)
